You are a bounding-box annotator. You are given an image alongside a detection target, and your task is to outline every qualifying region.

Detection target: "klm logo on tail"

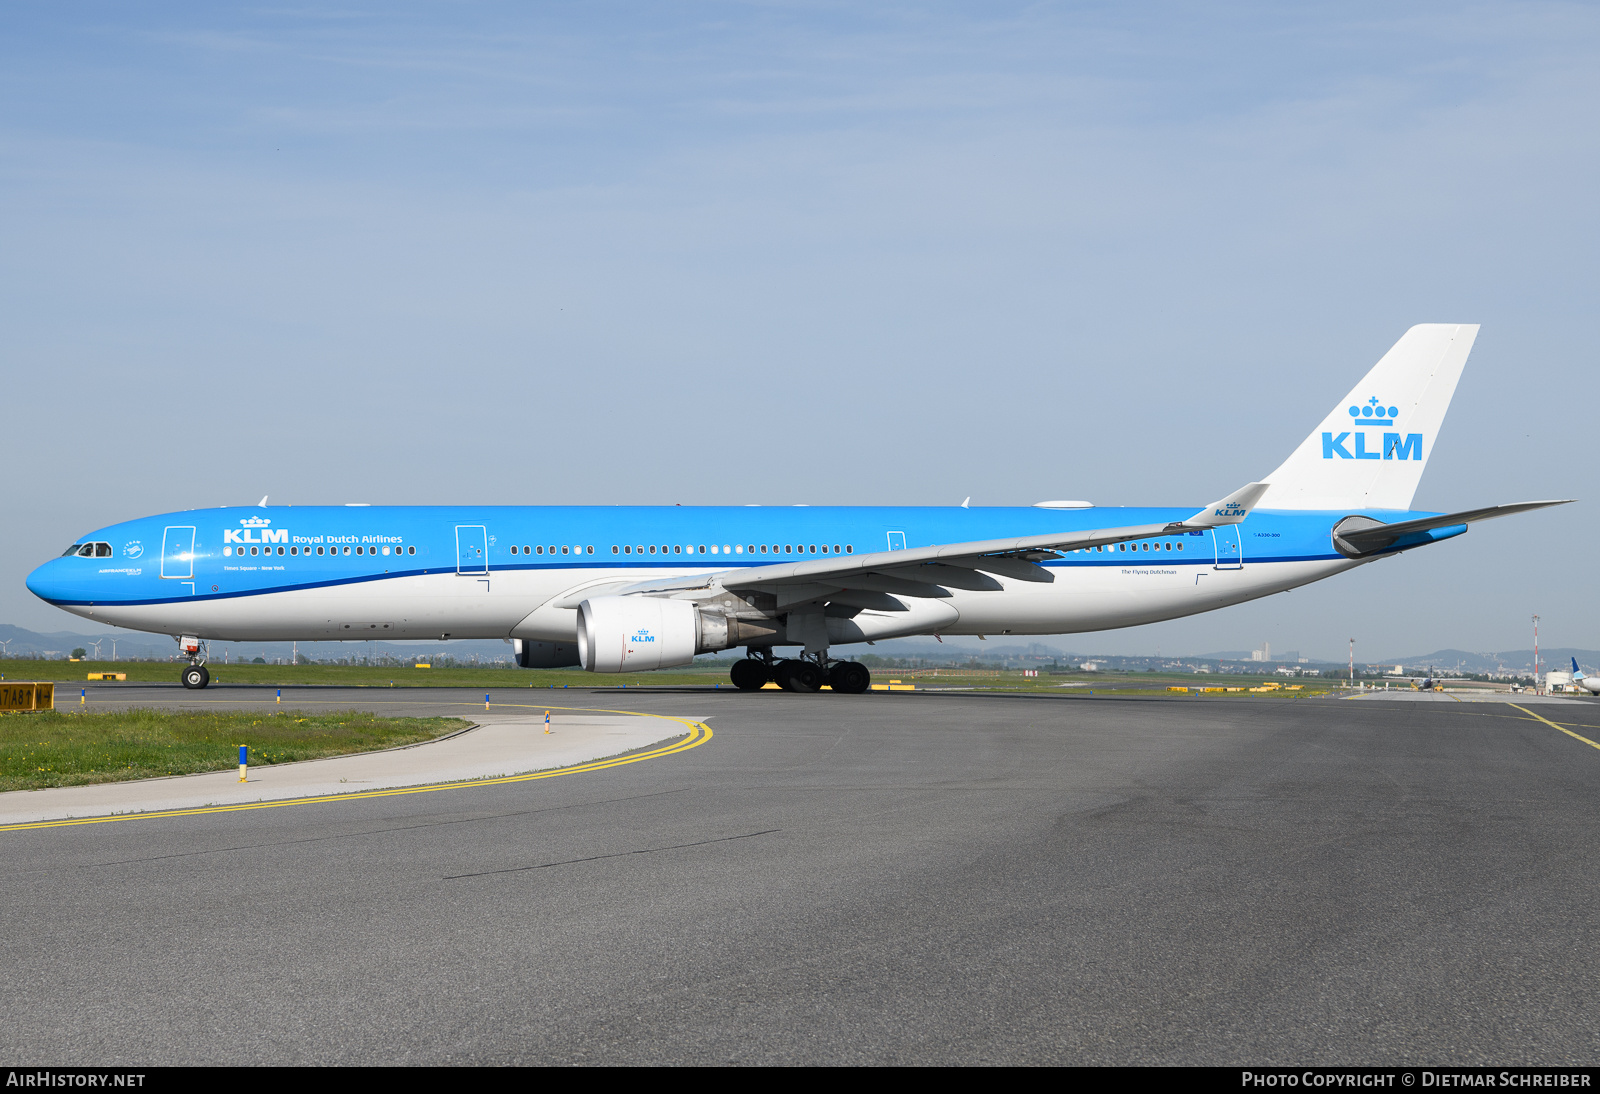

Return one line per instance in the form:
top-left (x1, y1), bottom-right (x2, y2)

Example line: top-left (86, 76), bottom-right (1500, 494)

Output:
top-left (1322, 395), bottom-right (1422, 461)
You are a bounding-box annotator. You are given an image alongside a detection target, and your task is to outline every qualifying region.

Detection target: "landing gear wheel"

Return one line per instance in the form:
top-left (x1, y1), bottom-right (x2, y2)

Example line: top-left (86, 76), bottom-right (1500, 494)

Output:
top-left (730, 658), bottom-right (769, 691)
top-left (776, 659), bottom-right (822, 692)
top-left (828, 661), bottom-right (871, 694)
top-left (181, 664), bottom-right (210, 690)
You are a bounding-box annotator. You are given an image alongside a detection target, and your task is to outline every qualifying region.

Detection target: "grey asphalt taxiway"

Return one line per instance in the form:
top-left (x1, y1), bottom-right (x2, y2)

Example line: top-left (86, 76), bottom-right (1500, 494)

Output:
top-left (4, 685), bottom-right (1600, 1065)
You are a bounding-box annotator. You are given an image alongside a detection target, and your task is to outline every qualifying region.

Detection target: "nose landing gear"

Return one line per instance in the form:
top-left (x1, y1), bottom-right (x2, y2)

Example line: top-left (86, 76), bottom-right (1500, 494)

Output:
top-left (177, 635), bottom-right (210, 689)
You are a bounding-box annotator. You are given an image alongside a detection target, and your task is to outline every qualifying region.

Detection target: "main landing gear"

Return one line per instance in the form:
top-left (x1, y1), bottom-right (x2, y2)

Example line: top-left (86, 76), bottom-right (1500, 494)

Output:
top-left (729, 651), bottom-right (871, 694)
top-left (177, 635), bottom-right (210, 689)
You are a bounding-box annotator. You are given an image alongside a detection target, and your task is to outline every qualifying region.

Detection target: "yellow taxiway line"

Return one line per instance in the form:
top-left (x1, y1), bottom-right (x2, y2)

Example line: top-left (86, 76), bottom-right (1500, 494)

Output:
top-left (0, 708), bottom-right (711, 833)
top-left (1510, 703), bottom-right (1600, 753)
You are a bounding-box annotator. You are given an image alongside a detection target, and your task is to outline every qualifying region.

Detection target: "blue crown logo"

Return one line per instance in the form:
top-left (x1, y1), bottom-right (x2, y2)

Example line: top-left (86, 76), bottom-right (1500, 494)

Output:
top-left (1347, 395), bottom-right (1399, 426)
top-left (239, 516), bottom-right (272, 527)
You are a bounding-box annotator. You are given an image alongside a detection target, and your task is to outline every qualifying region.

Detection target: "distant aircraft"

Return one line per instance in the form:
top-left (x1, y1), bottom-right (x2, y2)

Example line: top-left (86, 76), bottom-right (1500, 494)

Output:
top-left (1569, 658), bottom-right (1600, 696)
top-left (26, 325), bottom-right (1571, 692)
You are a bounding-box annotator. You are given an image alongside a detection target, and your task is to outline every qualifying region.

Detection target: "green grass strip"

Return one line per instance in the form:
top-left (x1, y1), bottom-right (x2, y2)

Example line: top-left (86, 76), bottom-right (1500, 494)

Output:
top-left (0, 708), bottom-right (468, 793)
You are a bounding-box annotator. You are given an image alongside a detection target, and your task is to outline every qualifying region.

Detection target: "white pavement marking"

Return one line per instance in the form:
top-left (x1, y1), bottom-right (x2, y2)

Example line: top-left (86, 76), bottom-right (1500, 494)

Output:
top-left (0, 711), bottom-right (695, 826)
top-left (1341, 690), bottom-right (1589, 705)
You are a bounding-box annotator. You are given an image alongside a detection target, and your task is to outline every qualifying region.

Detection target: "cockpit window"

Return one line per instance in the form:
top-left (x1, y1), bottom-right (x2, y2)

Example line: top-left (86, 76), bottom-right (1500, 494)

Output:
top-left (77, 544), bottom-right (95, 557)
top-left (94, 543), bottom-right (112, 557)
top-left (63, 544), bottom-right (84, 556)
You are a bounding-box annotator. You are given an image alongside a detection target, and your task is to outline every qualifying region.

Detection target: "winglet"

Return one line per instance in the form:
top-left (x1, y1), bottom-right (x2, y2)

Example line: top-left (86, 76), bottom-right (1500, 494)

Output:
top-left (1177, 482), bottom-right (1271, 529)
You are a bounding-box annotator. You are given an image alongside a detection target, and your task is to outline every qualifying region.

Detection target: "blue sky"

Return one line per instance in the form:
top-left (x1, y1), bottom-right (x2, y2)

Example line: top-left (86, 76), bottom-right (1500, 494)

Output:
top-left (3, 2), bottom-right (1596, 659)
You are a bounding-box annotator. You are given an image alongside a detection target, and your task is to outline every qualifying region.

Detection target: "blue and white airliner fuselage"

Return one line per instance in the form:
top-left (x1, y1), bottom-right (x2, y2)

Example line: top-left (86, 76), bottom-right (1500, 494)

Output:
top-left (27, 502), bottom-right (1449, 642)
top-left (22, 324), bottom-right (1569, 692)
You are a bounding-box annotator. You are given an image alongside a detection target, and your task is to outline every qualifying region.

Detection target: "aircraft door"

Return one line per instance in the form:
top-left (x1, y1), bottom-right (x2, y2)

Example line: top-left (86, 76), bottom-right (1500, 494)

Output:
top-left (887, 531), bottom-right (906, 551)
top-left (1212, 526), bottom-right (1243, 570)
top-left (456, 525), bottom-right (488, 574)
top-left (160, 526), bottom-right (196, 579)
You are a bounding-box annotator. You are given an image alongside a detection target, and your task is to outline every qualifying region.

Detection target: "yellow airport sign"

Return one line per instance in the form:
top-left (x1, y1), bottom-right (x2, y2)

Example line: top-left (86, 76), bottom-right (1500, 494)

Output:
top-left (0, 682), bottom-right (54, 712)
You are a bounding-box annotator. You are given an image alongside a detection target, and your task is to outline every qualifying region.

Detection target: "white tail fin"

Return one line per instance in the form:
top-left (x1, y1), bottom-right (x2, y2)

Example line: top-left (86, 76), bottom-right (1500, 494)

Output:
top-left (1260, 324), bottom-right (1478, 511)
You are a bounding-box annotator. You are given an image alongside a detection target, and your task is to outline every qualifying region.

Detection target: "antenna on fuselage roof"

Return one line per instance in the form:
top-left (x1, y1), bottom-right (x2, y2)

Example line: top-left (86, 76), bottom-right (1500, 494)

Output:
top-left (258, 495), bottom-right (268, 507)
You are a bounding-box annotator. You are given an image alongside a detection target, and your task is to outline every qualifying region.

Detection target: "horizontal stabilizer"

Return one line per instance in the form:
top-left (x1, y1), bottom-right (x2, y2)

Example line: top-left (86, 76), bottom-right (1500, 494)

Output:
top-left (1332, 499), bottom-right (1571, 558)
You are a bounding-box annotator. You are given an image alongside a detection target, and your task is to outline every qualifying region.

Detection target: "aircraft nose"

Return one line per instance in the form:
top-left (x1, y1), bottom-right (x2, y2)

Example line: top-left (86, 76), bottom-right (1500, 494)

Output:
top-left (26, 558), bottom-right (72, 604)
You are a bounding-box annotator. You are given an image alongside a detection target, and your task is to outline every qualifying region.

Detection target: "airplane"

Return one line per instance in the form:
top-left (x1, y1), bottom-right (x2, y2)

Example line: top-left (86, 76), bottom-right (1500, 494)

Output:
top-left (1568, 658), bottom-right (1600, 696)
top-left (1410, 669), bottom-right (1440, 691)
top-left (25, 324), bottom-right (1571, 693)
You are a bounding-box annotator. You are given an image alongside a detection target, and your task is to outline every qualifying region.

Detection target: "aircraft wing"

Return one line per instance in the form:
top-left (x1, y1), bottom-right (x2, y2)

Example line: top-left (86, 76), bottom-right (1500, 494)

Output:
top-left (605, 482), bottom-right (1270, 606)
top-left (1332, 499), bottom-right (1571, 557)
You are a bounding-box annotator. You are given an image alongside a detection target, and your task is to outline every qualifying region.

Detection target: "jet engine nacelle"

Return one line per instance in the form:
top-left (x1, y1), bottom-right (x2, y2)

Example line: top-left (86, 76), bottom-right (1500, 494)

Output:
top-left (577, 596), bottom-right (700, 673)
top-left (512, 638), bottom-right (581, 668)
top-left (576, 596), bottom-right (788, 672)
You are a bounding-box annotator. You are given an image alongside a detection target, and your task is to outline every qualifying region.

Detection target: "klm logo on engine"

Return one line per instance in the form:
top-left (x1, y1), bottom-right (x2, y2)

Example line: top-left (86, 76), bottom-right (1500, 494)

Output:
top-left (224, 516), bottom-right (288, 544)
top-left (1322, 395), bottom-right (1422, 461)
